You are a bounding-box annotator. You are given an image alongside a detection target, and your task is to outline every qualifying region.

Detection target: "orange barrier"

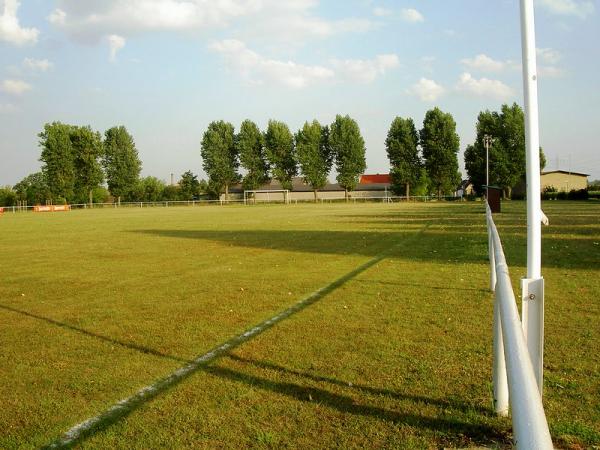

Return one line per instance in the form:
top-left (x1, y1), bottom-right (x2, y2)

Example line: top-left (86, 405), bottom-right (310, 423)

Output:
top-left (34, 205), bottom-right (71, 212)
top-left (0, 207), bottom-right (4, 214)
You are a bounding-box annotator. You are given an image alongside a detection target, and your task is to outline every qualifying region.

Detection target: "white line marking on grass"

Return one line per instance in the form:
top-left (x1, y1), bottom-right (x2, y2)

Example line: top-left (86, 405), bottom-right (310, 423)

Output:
top-left (46, 225), bottom-right (428, 448)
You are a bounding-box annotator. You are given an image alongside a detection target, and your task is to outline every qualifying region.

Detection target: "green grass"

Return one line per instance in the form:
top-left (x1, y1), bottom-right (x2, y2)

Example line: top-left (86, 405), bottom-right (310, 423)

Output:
top-left (0, 201), bottom-right (598, 449)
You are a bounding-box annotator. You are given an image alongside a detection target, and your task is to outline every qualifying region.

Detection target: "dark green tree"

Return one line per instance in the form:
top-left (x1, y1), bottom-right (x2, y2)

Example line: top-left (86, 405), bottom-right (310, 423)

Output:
top-left (296, 120), bottom-right (333, 201)
top-left (464, 104), bottom-right (546, 198)
top-left (163, 184), bottom-right (180, 201)
top-left (39, 122), bottom-right (76, 202)
top-left (179, 171), bottom-right (201, 200)
top-left (71, 125), bottom-right (104, 205)
top-left (103, 126), bottom-right (142, 204)
top-left (330, 114), bottom-right (366, 201)
top-left (264, 120), bottom-right (296, 190)
top-left (420, 108), bottom-right (461, 198)
top-left (201, 120), bottom-right (239, 200)
top-left (13, 172), bottom-right (50, 205)
top-left (237, 120), bottom-right (269, 191)
top-left (129, 176), bottom-right (165, 202)
top-left (385, 117), bottom-right (421, 199)
top-left (0, 186), bottom-right (17, 207)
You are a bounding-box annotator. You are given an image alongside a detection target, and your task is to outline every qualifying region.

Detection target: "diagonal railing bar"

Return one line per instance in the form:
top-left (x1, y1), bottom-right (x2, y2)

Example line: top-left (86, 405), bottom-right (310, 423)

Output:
top-left (486, 203), bottom-right (553, 449)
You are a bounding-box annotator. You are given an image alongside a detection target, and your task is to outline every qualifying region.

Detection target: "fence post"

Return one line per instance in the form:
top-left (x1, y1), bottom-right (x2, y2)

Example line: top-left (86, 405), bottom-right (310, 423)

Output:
top-left (493, 294), bottom-right (509, 416)
top-left (488, 212), bottom-right (497, 292)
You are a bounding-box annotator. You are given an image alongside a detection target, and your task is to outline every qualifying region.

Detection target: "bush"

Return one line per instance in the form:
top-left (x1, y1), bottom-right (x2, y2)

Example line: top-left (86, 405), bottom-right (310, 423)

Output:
top-left (567, 189), bottom-right (589, 200)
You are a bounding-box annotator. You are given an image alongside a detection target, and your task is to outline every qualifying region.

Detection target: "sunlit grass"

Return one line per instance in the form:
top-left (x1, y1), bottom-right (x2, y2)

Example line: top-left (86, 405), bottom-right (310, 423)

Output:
top-left (0, 201), bottom-right (598, 449)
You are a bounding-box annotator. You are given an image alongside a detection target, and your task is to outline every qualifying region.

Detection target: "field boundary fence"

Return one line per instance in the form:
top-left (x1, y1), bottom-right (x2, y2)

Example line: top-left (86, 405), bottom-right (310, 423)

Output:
top-left (1, 195), bottom-right (470, 213)
top-left (486, 202), bottom-right (553, 449)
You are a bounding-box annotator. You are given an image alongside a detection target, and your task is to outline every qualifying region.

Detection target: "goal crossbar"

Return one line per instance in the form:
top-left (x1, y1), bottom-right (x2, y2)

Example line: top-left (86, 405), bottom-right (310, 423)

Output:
top-left (244, 189), bottom-right (290, 204)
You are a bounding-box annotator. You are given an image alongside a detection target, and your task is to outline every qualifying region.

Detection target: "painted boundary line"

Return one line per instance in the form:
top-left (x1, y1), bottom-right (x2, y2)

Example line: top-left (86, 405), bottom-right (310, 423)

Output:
top-left (45, 224), bottom-right (429, 448)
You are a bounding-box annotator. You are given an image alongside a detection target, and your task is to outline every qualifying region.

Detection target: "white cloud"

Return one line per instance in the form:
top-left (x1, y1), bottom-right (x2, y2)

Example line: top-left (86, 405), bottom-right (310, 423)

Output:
top-left (455, 73), bottom-right (515, 100)
top-left (107, 34), bottom-right (126, 62)
top-left (373, 7), bottom-right (392, 17)
top-left (47, 0), bottom-right (372, 45)
top-left (408, 78), bottom-right (444, 102)
top-left (23, 58), bottom-right (53, 72)
top-left (537, 47), bottom-right (562, 64)
top-left (0, 0), bottom-right (39, 45)
top-left (538, 65), bottom-right (566, 78)
top-left (47, 8), bottom-right (66, 26)
top-left (330, 54), bottom-right (399, 83)
top-left (536, 0), bottom-right (594, 18)
top-left (209, 39), bottom-right (334, 89)
top-left (400, 8), bottom-right (424, 23)
top-left (1, 78), bottom-right (32, 95)
top-left (461, 54), bottom-right (510, 72)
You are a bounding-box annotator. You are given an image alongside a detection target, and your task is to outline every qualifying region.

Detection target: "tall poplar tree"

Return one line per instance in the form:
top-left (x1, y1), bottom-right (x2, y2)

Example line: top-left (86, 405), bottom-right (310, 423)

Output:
top-left (385, 117), bottom-right (421, 199)
top-left (103, 126), bottom-right (142, 204)
top-left (201, 120), bottom-right (239, 199)
top-left (330, 114), bottom-right (366, 201)
top-left (237, 120), bottom-right (269, 191)
top-left (264, 120), bottom-right (296, 190)
top-left (296, 120), bottom-right (333, 201)
top-left (420, 108), bottom-right (461, 198)
top-left (39, 122), bottom-right (76, 203)
top-left (72, 125), bottom-right (104, 206)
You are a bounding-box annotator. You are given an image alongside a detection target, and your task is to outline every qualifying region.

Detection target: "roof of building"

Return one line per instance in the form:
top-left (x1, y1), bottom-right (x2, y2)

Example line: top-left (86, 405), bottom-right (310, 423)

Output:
top-left (359, 174), bottom-right (391, 184)
top-left (541, 170), bottom-right (589, 177)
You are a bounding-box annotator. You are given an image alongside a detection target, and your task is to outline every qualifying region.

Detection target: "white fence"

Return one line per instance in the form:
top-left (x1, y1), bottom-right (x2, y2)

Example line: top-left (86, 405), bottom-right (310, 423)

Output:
top-left (486, 203), bottom-right (553, 449)
top-left (1, 195), bottom-right (470, 213)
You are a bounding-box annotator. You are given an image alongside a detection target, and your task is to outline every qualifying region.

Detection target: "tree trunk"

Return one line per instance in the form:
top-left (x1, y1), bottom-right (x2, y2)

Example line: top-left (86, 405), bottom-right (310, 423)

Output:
top-left (344, 189), bottom-right (349, 202)
top-left (225, 184), bottom-right (229, 201)
top-left (405, 183), bottom-right (410, 201)
top-left (314, 189), bottom-right (318, 202)
top-left (437, 186), bottom-right (442, 199)
top-left (89, 189), bottom-right (93, 208)
top-left (118, 196), bottom-right (121, 206)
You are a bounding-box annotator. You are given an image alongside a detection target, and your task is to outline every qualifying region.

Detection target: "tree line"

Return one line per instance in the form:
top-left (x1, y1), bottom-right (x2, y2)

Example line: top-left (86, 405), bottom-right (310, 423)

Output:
top-left (2, 123), bottom-right (207, 206)
top-left (200, 115), bottom-right (366, 201)
top-left (0, 103), bottom-right (550, 207)
top-left (200, 108), bottom-right (464, 201)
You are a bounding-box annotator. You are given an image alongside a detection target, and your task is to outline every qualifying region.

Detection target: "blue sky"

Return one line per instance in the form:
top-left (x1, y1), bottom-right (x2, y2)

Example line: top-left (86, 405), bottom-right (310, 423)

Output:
top-left (1, 0), bottom-right (599, 185)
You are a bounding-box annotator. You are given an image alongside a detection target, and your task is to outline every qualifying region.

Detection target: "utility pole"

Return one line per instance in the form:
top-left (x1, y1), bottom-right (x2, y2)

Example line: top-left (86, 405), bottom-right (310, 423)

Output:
top-left (484, 134), bottom-right (493, 198)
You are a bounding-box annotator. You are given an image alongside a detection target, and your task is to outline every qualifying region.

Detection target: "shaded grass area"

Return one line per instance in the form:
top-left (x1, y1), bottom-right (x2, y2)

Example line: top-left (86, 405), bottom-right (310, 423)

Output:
top-left (0, 201), bottom-right (598, 449)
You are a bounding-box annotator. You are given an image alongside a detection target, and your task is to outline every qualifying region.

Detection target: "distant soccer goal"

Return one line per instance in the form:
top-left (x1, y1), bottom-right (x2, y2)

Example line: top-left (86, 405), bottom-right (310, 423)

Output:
top-left (244, 189), bottom-right (290, 204)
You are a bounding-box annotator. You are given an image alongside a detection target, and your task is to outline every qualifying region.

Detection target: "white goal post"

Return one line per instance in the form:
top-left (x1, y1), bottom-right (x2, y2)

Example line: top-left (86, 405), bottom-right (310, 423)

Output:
top-left (244, 189), bottom-right (290, 204)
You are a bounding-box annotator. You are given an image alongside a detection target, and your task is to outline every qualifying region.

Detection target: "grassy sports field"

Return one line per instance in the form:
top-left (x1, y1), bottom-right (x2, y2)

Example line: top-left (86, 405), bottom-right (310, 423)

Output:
top-left (0, 201), bottom-right (598, 449)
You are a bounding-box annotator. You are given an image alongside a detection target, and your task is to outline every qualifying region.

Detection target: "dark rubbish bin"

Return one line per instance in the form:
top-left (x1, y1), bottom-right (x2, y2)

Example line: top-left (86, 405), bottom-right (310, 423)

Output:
top-left (485, 186), bottom-right (502, 213)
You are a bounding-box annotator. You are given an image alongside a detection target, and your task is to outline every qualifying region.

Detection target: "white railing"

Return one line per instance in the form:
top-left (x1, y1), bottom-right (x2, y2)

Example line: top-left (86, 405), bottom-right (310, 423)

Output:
top-left (486, 203), bottom-right (553, 449)
top-left (1, 195), bottom-right (472, 213)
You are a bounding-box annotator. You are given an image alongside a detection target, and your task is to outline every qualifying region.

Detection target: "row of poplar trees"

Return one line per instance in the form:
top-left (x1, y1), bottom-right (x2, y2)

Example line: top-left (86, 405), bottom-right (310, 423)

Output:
top-left (385, 107), bottom-right (461, 199)
top-left (200, 114), bottom-right (366, 201)
top-left (38, 122), bottom-right (141, 205)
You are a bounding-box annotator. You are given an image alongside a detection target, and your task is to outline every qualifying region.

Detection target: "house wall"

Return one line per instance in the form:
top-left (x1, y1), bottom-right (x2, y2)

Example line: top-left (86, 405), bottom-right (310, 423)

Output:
top-left (541, 173), bottom-right (587, 191)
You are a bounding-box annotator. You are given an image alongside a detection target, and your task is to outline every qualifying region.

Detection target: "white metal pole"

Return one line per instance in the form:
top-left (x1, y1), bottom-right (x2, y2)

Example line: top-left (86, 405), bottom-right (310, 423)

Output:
top-left (519, 0), bottom-right (544, 394)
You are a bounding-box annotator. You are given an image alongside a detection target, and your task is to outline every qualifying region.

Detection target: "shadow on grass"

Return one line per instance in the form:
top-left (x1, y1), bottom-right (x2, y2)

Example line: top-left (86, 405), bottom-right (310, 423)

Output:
top-left (204, 358), bottom-right (510, 447)
top-left (42, 229), bottom-right (426, 449)
top-left (0, 303), bottom-right (189, 364)
top-left (225, 354), bottom-right (491, 416)
top-left (133, 229), bottom-right (599, 269)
